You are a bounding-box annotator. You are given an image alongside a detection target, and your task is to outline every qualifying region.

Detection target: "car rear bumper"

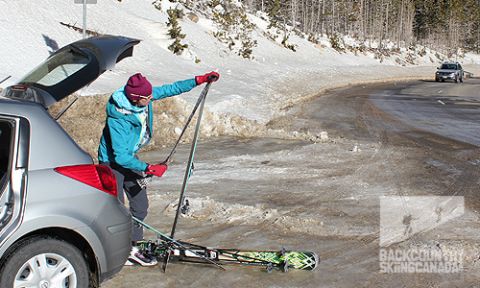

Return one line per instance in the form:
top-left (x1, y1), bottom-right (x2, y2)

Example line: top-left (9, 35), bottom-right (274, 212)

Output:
top-left (92, 200), bottom-right (132, 283)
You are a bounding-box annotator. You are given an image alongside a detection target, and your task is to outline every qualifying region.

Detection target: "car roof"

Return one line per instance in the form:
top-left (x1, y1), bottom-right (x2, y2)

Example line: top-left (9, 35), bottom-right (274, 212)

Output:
top-left (0, 96), bottom-right (45, 116)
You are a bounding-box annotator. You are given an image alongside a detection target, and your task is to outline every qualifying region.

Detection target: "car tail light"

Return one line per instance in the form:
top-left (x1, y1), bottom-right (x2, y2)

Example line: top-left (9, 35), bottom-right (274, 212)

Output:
top-left (55, 164), bottom-right (117, 197)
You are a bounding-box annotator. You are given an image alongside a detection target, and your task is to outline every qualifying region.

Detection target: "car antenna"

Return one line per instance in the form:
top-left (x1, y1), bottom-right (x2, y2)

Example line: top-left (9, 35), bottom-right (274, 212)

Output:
top-left (54, 96), bottom-right (79, 120)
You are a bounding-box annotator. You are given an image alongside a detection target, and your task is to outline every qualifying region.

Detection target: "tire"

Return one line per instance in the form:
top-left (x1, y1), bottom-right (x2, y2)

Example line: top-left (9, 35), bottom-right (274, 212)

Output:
top-left (0, 236), bottom-right (90, 288)
top-left (435, 77), bottom-right (439, 82)
top-left (460, 77), bottom-right (463, 83)
top-left (454, 76), bottom-right (458, 83)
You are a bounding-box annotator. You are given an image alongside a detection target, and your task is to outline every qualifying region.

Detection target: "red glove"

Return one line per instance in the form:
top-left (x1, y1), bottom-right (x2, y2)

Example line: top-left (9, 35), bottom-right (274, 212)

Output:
top-left (195, 71), bottom-right (220, 85)
top-left (145, 164), bottom-right (168, 177)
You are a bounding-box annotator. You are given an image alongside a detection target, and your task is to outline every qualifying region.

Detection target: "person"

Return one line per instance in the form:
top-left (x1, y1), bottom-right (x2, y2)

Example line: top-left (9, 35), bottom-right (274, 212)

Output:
top-left (98, 71), bottom-right (219, 266)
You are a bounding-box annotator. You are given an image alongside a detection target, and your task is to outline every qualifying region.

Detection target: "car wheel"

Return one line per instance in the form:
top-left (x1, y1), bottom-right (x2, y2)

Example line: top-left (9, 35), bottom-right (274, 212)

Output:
top-left (435, 77), bottom-right (439, 82)
top-left (0, 236), bottom-right (90, 288)
top-left (460, 77), bottom-right (463, 83)
top-left (441, 79), bottom-right (445, 82)
top-left (454, 76), bottom-right (458, 83)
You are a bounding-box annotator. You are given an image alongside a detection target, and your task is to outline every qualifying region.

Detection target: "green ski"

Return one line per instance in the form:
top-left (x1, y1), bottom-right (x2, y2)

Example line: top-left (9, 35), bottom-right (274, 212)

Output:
top-left (134, 217), bottom-right (319, 272)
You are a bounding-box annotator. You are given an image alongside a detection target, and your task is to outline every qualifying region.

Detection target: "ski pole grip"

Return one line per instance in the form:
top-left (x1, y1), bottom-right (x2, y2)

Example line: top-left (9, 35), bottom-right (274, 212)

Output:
top-left (207, 74), bottom-right (219, 82)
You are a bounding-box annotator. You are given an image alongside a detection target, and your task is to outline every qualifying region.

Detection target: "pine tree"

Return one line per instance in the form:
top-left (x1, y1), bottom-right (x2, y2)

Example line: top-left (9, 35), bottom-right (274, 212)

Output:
top-left (211, 0), bottom-right (257, 59)
top-left (166, 8), bottom-right (188, 55)
top-left (152, 0), bottom-right (161, 11)
top-left (267, 0), bottom-right (281, 28)
top-left (213, 0), bottom-right (479, 54)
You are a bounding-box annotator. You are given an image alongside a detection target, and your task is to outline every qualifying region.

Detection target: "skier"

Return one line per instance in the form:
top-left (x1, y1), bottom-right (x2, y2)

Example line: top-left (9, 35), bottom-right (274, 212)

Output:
top-left (98, 71), bottom-right (219, 266)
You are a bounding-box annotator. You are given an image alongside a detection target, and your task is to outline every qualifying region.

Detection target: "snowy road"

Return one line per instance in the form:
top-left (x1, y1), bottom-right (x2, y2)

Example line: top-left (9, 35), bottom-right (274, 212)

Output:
top-left (103, 80), bottom-right (480, 287)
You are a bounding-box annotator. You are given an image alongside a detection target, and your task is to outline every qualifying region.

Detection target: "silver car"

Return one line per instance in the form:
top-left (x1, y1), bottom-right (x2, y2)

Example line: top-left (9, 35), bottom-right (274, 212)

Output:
top-left (435, 62), bottom-right (464, 83)
top-left (0, 36), bottom-right (139, 287)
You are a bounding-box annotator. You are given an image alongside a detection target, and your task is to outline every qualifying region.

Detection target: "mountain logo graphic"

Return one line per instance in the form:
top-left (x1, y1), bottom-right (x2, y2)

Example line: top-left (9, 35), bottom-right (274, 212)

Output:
top-left (380, 196), bottom-right (464, 247)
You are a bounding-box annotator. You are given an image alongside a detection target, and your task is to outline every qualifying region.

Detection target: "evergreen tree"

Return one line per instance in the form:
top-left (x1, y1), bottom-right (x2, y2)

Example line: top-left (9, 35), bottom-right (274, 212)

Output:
top-left (166, 8), bottom-right (188, 55)
top-left (212, 0), bottom-right (480, 53)
top-left (267, 0), bottom-right (281, 28)
top-left (211, 0), bottom-right (257, 59)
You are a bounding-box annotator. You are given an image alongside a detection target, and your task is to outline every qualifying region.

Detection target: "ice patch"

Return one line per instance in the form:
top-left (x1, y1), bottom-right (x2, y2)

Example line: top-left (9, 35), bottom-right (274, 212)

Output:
top-left (165, 197), bottom-right (280, 224)
top-left (162, 196), bottom-right (375, 237)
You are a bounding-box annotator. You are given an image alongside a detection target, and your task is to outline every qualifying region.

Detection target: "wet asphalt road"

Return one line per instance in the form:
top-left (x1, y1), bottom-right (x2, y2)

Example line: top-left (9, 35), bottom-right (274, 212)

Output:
top-left (370, 78), bottom-right (480, 146)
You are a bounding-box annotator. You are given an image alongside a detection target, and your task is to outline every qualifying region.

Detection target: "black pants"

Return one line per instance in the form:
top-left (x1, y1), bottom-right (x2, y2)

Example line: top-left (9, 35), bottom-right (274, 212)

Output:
top-left (103, 162), bottom-right (148, 242)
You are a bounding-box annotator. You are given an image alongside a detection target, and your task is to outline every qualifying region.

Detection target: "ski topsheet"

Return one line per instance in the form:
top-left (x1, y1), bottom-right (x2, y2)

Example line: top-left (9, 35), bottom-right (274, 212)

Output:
top-left (215, 249), bottom-right (319, 271)
top-left (138, 240), bottom-right (318, 272)
top-left (133, 217), bottom-right (319, 272)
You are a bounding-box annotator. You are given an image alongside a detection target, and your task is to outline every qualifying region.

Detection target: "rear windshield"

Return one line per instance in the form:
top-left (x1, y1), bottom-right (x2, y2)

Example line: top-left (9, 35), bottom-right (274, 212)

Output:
top-left (0, 121), bottom-right (13, 192)
top-left (19, 48), bottom-right (89, 87)
top-left (440, 64), bottom-right (458, 70)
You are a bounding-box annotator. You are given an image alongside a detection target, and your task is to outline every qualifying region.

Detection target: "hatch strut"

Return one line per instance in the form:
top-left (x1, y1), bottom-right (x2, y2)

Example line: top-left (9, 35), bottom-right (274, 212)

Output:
top-left (54, 96), bottom-right (79, 120)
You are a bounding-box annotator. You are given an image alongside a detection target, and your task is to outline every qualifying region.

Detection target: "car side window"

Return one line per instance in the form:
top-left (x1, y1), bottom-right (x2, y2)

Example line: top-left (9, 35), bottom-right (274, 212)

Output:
top-left (0, 121), bottom-right (13, 194)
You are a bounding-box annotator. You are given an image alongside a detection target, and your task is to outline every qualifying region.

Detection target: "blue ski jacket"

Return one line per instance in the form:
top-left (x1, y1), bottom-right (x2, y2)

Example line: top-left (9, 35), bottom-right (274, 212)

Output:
top-left (98, 78), bottom-right (197, 171)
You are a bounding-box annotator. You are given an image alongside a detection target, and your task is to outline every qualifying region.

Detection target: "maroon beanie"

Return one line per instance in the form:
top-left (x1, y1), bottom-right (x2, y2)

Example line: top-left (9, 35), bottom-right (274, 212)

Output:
top-left (124, 73), bottom-right (152, 101)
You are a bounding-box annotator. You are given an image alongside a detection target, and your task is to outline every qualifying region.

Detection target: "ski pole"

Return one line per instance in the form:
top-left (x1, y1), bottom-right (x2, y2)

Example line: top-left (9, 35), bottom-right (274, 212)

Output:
top-left (163, 74), bottom-right (218, 164)
top-left (163, 86), bottom-right (209, 164)
top-left (136, 75), bottom-right (217, 189)
top-left (170, 82), bottom-right (211, 239)
top-left (136, 93), bottom-right (203, 189)
top-left (164, 77), bottom-right (216, 271)
top-left (132, 216), bottom-right (225, 270)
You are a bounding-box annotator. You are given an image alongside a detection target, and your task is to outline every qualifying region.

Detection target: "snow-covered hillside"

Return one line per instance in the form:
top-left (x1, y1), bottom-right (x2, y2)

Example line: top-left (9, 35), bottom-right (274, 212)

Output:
top-left (1, 0), bottom-right (479, 124)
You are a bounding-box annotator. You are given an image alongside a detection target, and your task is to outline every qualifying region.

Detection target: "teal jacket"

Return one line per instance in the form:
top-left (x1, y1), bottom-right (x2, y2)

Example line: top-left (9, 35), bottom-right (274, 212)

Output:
top-left (98, 78), bottom-right (197, 171)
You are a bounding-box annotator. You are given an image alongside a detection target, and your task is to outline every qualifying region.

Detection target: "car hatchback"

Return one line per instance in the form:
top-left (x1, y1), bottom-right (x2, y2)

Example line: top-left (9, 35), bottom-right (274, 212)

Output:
top-left (0, 36), bottom-right (139, 287)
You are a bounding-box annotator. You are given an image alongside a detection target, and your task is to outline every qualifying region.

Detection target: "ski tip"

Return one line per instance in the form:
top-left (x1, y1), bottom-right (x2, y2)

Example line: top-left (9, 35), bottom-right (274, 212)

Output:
top-left (286, 251), bottom-right (319, 271)
top-left (310, 252), bottom-right (320, 271)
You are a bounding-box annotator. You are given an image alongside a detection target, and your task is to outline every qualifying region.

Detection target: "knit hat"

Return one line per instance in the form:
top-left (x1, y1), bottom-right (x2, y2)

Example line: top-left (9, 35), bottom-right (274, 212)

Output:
top-left (124, 73), bottom-right (152, 101)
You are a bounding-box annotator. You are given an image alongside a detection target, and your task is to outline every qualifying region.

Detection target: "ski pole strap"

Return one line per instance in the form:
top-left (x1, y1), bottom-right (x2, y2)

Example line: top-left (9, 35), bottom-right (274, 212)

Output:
top-left (163, 82), bottom-right (212, 164)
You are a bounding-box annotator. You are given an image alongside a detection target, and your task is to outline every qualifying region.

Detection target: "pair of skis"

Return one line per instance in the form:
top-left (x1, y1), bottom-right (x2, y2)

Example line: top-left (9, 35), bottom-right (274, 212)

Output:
top-left (136, 78), bottom-right (319, 272)
top-left (133, 217), bottom-right (319, 272)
